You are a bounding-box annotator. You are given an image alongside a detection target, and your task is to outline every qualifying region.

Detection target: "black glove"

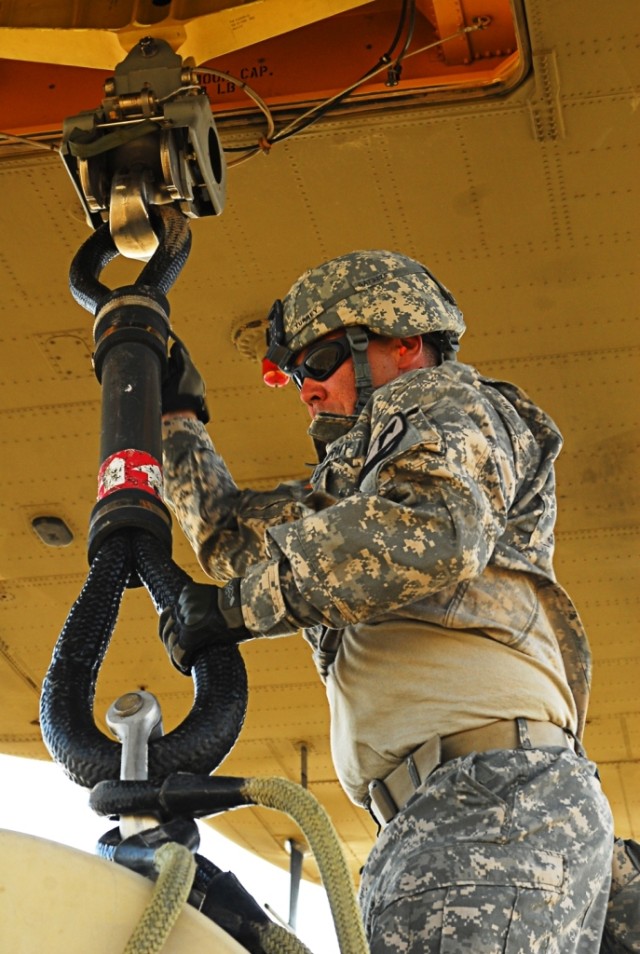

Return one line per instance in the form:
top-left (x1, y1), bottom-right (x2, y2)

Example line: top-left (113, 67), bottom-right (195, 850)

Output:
top-left (162, 339), bottom-right (210, 423)
top-left (160, 580), bottom-right (253, 673)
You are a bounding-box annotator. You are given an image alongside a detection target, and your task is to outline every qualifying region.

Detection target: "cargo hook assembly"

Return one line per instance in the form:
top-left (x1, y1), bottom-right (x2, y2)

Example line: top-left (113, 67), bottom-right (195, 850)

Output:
top-left (39, 205), bottom-right (248, 790)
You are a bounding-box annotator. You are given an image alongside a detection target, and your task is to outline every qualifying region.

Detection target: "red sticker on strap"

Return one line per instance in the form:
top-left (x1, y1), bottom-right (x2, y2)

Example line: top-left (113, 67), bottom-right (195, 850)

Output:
top-left (97, 449), bottom-right (163, 500)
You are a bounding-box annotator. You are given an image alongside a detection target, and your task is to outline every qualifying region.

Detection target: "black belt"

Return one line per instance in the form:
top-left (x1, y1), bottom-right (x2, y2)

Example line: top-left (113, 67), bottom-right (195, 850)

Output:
top-left (368, 718), bottom-right (576, 828)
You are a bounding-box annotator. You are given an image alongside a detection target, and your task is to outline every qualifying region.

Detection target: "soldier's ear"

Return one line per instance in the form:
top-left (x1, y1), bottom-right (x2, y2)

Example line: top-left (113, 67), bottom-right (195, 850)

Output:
top-left (396, 336), bottom-right (423, 368)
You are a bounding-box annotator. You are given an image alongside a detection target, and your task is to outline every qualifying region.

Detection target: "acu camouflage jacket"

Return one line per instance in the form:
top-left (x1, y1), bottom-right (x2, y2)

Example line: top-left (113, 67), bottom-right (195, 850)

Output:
top-left (162, 361), bottom-right (592, 741)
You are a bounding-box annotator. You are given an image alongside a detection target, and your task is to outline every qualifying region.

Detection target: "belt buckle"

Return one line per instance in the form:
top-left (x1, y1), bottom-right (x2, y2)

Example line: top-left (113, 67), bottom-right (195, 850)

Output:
top-left (414, 734), bottom-right (442, 781)
top-left (368, 778), bottom-right (398, 827)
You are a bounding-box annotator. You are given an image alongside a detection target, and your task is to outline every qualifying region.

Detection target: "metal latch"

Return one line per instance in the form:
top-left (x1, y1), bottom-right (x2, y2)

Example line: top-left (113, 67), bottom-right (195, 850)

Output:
top-left (60, 36), bottom-right (226, 260)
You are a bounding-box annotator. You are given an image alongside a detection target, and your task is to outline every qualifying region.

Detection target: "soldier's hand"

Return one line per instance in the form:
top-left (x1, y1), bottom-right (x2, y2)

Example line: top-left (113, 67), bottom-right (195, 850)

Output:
top-left (162, 339), bottom-right (210, 423)
top-left (160, 580), bottom-right (253, 674)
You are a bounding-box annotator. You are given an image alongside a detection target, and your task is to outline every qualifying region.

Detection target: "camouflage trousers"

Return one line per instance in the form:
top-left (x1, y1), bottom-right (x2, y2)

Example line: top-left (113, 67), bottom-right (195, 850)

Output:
top-left (600, 838), bottom-right (640, 953)
top-left (359, 748), bottom-right (613, 953)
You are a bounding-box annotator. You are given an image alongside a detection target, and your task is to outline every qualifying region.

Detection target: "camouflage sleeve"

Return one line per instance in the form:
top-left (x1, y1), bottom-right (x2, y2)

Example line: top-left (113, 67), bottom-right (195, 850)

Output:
top-left (240, 401), bottom-right (514, 634)
top-left (162, 417), bottom-right (315, 582)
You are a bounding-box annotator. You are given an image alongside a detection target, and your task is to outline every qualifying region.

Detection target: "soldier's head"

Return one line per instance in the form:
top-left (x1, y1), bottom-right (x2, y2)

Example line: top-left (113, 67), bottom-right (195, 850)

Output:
top-left (264, 249), bottom-right (465, 432)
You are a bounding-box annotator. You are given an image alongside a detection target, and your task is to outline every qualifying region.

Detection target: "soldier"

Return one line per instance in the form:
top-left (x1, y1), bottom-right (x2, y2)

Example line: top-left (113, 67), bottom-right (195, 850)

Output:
top-left (161, 250), bottom-right (614, 952)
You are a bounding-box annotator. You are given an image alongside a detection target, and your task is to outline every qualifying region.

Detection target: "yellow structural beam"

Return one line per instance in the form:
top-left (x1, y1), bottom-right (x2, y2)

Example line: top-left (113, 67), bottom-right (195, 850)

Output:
top-left (0, 0), bottom-right (374, 69)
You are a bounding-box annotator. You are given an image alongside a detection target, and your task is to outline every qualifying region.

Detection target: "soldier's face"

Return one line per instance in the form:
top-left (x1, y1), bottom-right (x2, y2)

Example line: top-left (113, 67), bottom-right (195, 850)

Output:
top-left (295, 332), bottom-right (401, 419)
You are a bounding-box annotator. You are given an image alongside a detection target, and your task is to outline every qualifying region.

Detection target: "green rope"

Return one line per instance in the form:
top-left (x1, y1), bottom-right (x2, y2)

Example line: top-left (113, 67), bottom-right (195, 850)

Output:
top-left (123, 842), bottom-right (196, 954)
top-left (259, 921), bottom-right (314, 953)
top-left (243, 777), bottom-right (370, 954)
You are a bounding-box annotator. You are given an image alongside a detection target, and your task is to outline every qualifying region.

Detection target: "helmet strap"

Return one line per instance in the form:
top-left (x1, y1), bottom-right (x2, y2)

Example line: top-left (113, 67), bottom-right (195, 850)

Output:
top-left (308, 411), bottom-right (358, 460)
top-left (306, 326), bottom-right (373, 459)
top-left (423, 330), bottom-right (461, 363)
top-left (346, 326), bottom-right (374, 415)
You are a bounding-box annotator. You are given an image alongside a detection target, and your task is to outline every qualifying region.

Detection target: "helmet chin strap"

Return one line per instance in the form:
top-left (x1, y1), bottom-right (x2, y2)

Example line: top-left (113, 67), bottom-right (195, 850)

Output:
top-left (307, 326), bottom-right (374, 460)
top-left (345, 326), bottom-right (374, 415)
top-left (308, 411), bottom-right (357, 459)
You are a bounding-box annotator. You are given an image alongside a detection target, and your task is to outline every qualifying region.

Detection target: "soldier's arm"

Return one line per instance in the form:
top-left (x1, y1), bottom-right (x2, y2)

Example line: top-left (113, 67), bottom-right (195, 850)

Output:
top-left (162, 416), bottom-right (321, 580)
top-left (240, 400), bottom-right (517, 636)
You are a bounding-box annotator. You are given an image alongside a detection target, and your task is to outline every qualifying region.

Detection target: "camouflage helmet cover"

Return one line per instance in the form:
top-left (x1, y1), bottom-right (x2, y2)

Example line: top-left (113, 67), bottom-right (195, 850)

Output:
top-left (273, 250), bottom-right (465, 361)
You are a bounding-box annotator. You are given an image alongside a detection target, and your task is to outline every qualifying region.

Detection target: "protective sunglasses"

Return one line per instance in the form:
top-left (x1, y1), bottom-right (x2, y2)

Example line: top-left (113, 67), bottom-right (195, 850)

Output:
top-left (289, 335), bottom-right (353, 390)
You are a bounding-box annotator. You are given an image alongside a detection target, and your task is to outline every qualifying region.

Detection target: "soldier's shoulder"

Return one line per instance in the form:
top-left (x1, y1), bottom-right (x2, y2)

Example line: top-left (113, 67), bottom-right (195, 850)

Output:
top-left (370, 362), bottom-right (482, 418)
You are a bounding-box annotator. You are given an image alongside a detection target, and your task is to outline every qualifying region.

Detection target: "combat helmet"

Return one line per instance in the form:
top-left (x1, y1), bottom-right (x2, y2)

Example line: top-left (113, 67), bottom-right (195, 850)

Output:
top-left (265, 250), bottom-right (464, 404)
top-left (264, 250), bottom-right (465, 446)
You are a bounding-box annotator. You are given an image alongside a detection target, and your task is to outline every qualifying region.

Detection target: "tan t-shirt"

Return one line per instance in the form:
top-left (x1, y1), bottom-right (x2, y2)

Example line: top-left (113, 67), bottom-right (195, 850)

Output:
top-left (326, 617), bottom-right (576, 805)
